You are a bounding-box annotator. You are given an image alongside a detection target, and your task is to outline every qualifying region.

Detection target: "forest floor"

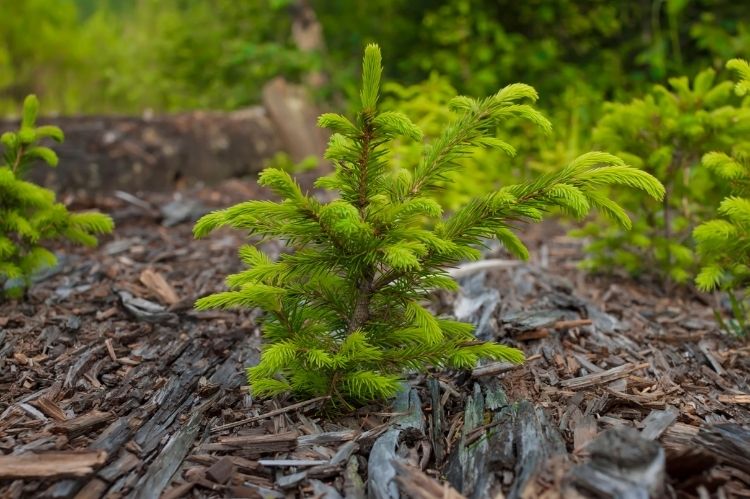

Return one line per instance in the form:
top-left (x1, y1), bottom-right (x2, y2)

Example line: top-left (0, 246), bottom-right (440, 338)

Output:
top-left (1, 180), bottom-right (749, 499)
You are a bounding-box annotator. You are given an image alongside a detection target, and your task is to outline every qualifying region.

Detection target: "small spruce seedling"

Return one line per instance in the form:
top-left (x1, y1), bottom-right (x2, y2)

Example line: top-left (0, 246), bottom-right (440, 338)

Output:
top-left (0, 95), bottom-right (114, 297)
top-left (194, 45), bottom-right (664, 406)
top-left (693, 59), bottom-right (750, 336)
top-left (573, 67), bottom-right (750, 283)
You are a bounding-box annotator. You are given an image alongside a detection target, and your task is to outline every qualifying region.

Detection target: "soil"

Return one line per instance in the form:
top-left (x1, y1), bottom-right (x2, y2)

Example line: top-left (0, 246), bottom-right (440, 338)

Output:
top-left (1, 181), bottom-right (748, 498)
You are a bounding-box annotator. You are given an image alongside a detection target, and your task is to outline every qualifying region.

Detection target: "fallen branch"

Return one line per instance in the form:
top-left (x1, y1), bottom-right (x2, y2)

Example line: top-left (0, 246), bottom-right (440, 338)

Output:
top-left (210, 395), bottom-right (331, 433)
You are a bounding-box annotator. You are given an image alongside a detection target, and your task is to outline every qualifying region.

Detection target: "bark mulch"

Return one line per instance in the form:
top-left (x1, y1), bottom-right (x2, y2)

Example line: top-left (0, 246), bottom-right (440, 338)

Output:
top-left (1, 184), bottom-right (748, 499)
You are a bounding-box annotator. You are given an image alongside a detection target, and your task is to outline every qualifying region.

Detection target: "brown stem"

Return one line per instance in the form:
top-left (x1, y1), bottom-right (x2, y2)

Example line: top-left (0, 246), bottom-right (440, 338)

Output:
top-left (11, 146), bottom-right (24, 175)
top-left (346, 116), bottom-right (378, 332)
top-left (357, 121), bottom-right (373, 216)
top-left (348, 268), bottom-right (374, 332)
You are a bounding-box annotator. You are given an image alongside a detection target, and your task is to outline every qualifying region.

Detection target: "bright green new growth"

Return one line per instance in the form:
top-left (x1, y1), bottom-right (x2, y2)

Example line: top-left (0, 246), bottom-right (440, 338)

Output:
top-left (193, 45), bottom-right (664, 406)
top-left (380, 74), bottom-right (568, 213)
top-left (573, 67), bottom-right (750, 283)
top-left (0, 95), bottom-right (114, 297)
top-left (694, 59), bottom-right (750, 336)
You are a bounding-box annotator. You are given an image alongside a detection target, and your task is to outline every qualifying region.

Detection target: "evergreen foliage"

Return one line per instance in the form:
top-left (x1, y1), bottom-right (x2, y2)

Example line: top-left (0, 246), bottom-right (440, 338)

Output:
top-left (0, 95), bottom-right (114, 297)
top-left (194, 45), bottom-right (664, 406)
top-left (693, 59), bottom-right (750, 336)
top-left (572, 67), bottom-right (750, 283)
top-left (381, 74), bottom-right (581, 213)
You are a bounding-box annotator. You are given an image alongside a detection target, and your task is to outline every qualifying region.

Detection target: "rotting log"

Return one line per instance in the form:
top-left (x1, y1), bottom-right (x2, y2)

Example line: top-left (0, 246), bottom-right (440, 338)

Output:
top-left (0, 108), bottom-right (281, 192)
top-left (0, 79), bottom-right (329, 193)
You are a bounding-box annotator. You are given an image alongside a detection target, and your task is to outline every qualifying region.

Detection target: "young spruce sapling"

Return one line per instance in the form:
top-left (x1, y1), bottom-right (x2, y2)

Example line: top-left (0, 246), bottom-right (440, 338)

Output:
top-left (0, 95), bottom-right (114, 298)
top-left (194, 45), bottom-right (664, 406)
top-left (694, 59), bottom-right (750, 336)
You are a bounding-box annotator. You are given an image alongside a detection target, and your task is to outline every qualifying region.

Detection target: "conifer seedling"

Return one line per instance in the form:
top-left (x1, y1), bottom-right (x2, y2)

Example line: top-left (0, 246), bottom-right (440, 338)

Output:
top-left (194, 45), bottom-right (664, 406)
top-left (0, 95), bottom-right (114, 298)
top-left (693, 59), bottom-right (750, 337)
top-left (573, 67), bottom-right (750, 283)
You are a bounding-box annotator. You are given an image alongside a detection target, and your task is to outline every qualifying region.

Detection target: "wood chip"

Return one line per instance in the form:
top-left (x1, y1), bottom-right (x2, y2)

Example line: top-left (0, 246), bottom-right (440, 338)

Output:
top-left (298, 430), bottom-right (359, 446)
top-left (393, 461), bottom-right (466, 499)
top-left (213, 431), bottom-right (298, 453)
top-left (640, 406), bottom-right (679, 440)
top-left (205, 456), bottom-right (235, 484)
top-left (34, 397), bottom-right (67, 422)
top-left (258, 459), bottom-right (328, 467)
top-left (560, 362), bottom-right (649, 389)
top-left (0, 451), bottom-right (107, 478)
top-left (471, 354), bottom-right (541, 378)
top-left (104, 338), bottom-right (117, 362)
top-left (573, 414), bottom-right (598, 452)
top-left (51, 410), bottom-right (116, 439)
top-left (139, 268), bottom-right (179, 305)
top-left (718, 394), bottom-right (750, 405)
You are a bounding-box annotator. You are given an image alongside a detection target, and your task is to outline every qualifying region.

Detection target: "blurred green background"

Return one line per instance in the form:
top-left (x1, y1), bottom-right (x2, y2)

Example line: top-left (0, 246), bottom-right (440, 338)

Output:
top-left (2, 0), bottom-right (746, 116)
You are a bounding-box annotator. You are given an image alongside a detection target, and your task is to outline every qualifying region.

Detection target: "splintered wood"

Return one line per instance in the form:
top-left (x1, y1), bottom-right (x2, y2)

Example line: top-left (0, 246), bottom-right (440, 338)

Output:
top-left (559, 362), bottom-right (650, 389)
top-left (0, 451), bottom-right (107, 478)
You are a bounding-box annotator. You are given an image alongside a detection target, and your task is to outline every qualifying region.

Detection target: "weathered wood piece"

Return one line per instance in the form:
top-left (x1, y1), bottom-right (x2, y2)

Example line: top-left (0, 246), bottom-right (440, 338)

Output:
top-left (393, 461), bottom-right (466, 499)
top-left (0, 451), bottom-right (107, 478)
top-left (213, 431), bottom-right (298, 453)
top-left (132, 394), bottom-right (217, 499)
top-left (508, 401), bottom-right (568, 499)
top-left (258, 459), bottom-right (328, 467)
top-left (470, 361), bottom-right (518, 378)
top-left (640, 406), bottom-right (679, 441)
top-left (262, 77), bottom-right (328, 166)
top-left (368, 388), bottom-right (425, 499)
top-left (298, 430), bottom-right (359, 446)
top-left (50, 410), bottom-right (115, 439)
top-left (428, 378), bottom-right (445, 465)
top-left (563, 427), bottom-right (665, 498)
top-left (205, 456), bottom-right (235, 484)
top-left (559, 362), bottom-right (649, 389)
top-left (696, 424), bottom-right (750, 471)
top-left (445, 384), bottom-right (493, 497)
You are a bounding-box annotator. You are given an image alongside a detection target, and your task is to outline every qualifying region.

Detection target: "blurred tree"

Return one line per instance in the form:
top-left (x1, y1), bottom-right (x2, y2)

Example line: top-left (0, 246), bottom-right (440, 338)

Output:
top-left (0, 0), bottom-right (748, 116)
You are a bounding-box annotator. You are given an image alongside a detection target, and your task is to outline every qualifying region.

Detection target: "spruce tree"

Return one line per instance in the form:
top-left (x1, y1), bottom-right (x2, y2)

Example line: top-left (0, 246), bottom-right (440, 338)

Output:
top-left (572, 67), bottom-right (750, 283)
top-left (694, 59), bottom-right (750, 336)
top-left (194, 44), bottom-right (664, 406)
top-left (0, 95), bottom-right (114, 297)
